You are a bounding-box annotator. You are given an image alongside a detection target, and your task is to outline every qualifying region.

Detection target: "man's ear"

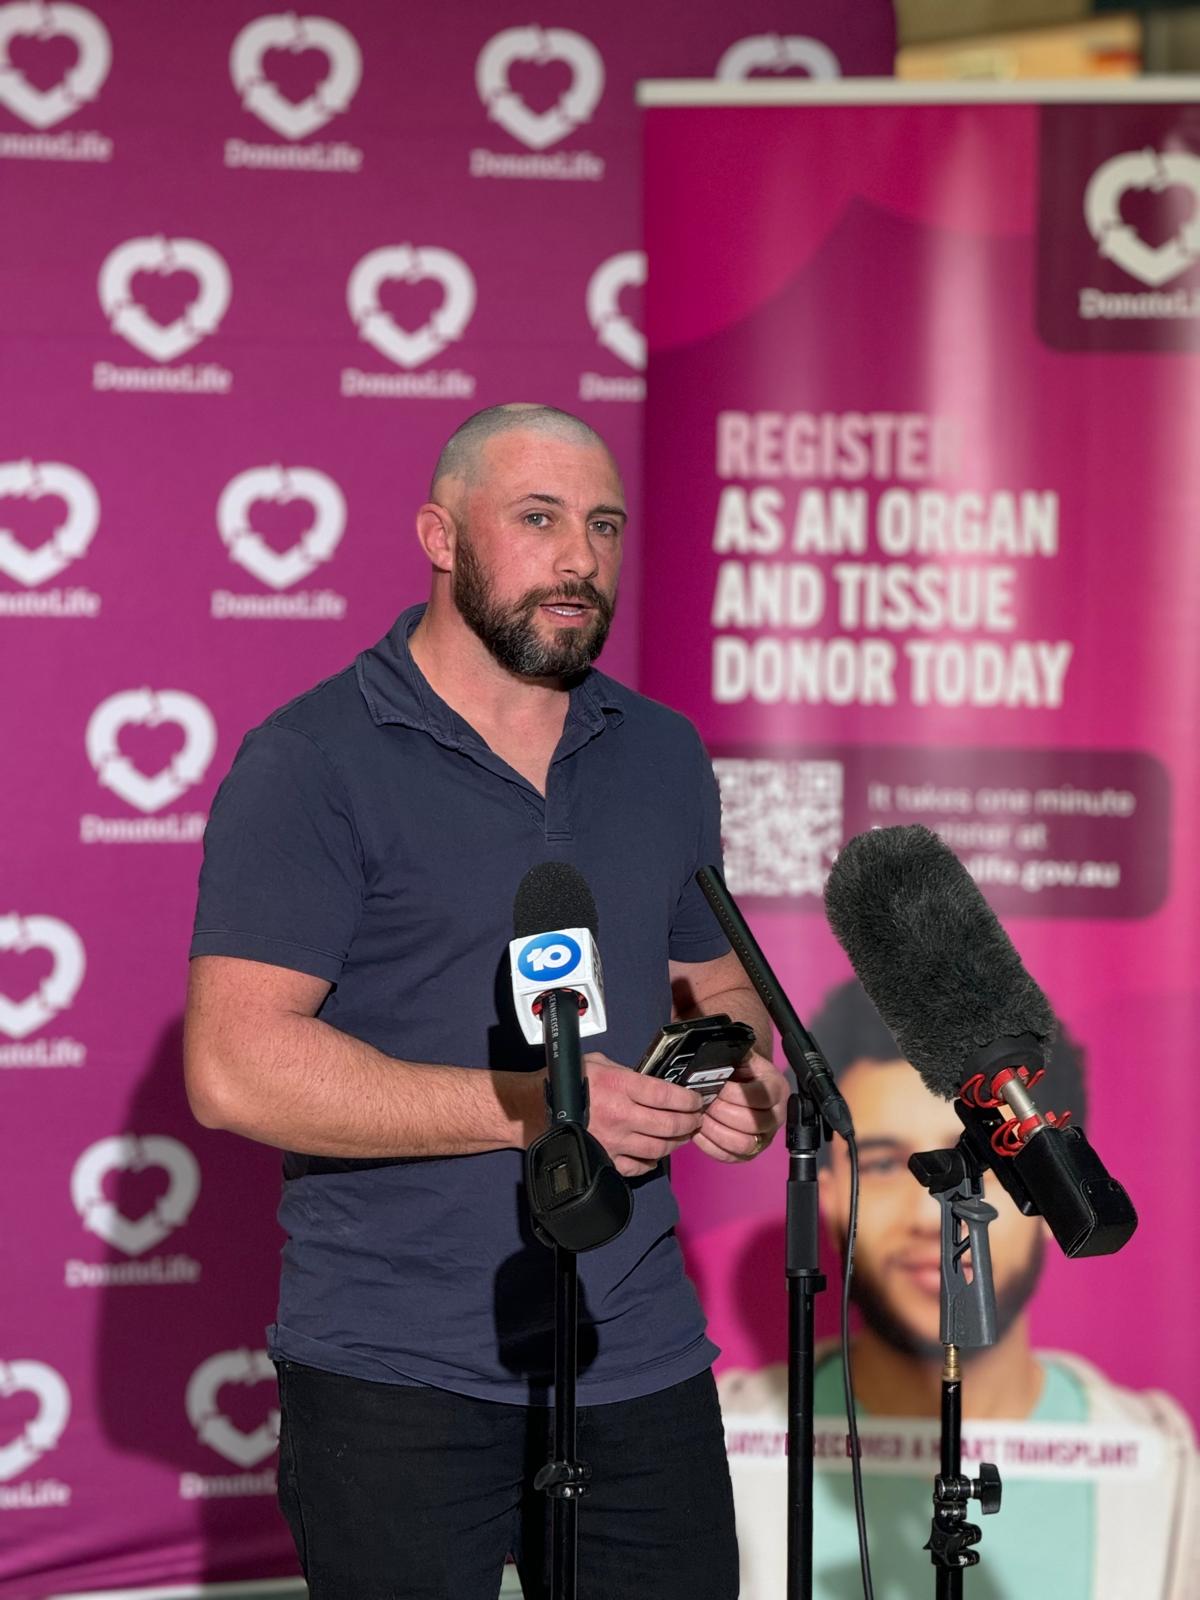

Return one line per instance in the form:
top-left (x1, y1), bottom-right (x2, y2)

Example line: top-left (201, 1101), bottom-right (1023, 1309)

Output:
top-left (416, 502), bottom-right (457, 573)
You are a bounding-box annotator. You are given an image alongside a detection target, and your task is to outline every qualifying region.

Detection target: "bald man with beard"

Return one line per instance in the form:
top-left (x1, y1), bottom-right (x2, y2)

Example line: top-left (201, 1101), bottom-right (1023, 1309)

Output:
top-left (185, 405), bottom-right (788, 1600)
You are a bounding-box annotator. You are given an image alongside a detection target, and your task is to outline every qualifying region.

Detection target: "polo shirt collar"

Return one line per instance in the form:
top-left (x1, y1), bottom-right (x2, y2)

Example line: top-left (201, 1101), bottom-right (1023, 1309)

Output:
top-left (356, 603), bottom-right (623, 749)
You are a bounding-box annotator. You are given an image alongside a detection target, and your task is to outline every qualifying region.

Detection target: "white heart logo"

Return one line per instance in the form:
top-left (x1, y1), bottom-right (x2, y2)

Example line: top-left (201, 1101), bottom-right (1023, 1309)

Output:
top-left (0, 2), bottom-right (110, 129)
top-left (0, 914), bottom-right (85, 1040)
top-left (217, 465), bottom-right (346, 591)
top-left (0, 459), bottom-right (99, 588)
top-left (476, 25), bottom-right (603, 152)
top-left (715, 33), bottom-right (841, 81)
top-left (187, 1349), bottom-right (279, 1469)
top-left (1085, 148), bottom-right (1200, 288)
top-left (0, 1359), bottom-right (71, 1483)
top-left (230, 12), bottom-right (361, 142)
top-left (85, 687), bottom-right (217, 815)
top-left (71, 1134), bottom-right (200, 1258)
top-left (586, 251), bottom-right (646, 371)
top-left (98, 236), bottom-right (232, 364)
top-left (347, 245), bottom-right (476, 370)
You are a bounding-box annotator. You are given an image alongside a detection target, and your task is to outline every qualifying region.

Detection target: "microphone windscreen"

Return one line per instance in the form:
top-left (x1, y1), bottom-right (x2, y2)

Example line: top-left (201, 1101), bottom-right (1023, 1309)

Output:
top-left (513, 862), bottom-right (599, 940)
top-left (823, 825), bottom-right (1056, 1099)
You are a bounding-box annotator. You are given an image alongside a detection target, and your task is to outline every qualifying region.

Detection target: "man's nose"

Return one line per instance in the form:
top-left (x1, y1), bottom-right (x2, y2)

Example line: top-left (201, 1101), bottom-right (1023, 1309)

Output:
top-left (554, 520), bottom-right (600, 580)
top-left (908, 1184), bottom-right (944, 1236)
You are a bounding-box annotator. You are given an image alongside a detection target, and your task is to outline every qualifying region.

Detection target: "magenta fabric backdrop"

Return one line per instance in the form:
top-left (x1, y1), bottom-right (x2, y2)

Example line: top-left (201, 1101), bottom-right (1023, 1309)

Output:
top-left (640, 86), bottom-right (1200, 1429)
top-left (0, 7), bottom-right (896, 1598)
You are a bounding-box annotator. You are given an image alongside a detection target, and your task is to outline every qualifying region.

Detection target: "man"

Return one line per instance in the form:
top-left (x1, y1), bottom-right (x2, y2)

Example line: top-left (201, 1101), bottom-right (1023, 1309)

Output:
top-left (719, 978), bottom-right (1198, 1599)
top-left (184, 404), bottom-right (788, 1599)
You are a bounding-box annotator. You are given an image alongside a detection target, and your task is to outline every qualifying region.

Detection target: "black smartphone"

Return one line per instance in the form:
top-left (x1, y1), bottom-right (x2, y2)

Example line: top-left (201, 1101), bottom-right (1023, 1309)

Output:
top-left (636, 1014), bottom-right (755, 1106)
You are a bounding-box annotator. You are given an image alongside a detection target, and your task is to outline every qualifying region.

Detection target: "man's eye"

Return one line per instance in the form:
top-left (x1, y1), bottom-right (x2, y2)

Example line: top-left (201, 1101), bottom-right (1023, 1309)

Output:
top-left (861, 1157), bottom-right (901, 1178)
top-left (592, 520), bottom-right (619, 537)
top-left (524, 512), bottom-right (549, 527)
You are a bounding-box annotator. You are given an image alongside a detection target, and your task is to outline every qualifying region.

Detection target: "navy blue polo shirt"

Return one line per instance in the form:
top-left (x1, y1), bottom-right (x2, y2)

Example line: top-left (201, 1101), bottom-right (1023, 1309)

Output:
top-left (191, 604), bottom-right (730, 1405)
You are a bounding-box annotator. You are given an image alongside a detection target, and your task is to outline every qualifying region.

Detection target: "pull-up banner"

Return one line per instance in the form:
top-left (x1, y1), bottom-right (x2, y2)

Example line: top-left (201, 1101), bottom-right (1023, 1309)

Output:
top-left (640, 81), bottom-right (1200, 1599)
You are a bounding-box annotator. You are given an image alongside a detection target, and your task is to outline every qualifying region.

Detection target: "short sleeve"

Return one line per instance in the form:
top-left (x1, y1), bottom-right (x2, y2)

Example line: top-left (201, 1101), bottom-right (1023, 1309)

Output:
top-left (667, 731), bottom-right (731, 963)
top-left (190, 723), bottom-right (365, 983)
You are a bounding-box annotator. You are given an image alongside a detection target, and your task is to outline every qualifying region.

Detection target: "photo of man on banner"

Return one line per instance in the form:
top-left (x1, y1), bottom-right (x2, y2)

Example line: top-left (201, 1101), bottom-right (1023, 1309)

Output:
top-left (719, 979), bottom-right (1199, 1600)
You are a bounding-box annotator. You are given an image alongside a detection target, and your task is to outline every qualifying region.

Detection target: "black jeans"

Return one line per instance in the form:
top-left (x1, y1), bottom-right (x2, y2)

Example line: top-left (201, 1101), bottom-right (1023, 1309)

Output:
top-left (275, 1360), bottom-right (739, 1600)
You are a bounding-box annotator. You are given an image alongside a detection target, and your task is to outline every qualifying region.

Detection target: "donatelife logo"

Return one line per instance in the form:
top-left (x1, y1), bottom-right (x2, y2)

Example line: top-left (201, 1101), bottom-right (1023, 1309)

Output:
top-left (715, 34), bottom-right (841, 81)
top-left (181, 1348), bottom-right (279, 1498)
top-left (99, 237), bottom-right (232, 361)
top-left (0, 1358), bottom-right (71, 1511)
top-left (1037, 111), bottom-right (1200, 352)
top-left (343, 245), bottom-right (477, 400)
top-left (0, 459), bottom-right (101, 617)
top-left (95, 237), bottom-right (233, 394)
top-left (69, 1133), bottom-right (202, 1287)
top-left (227, 12), bottom-right (363, 173)
top-left (580, 251), bottom-right (645, 404)
top-left (516, 932), bottom-right (582, 983)
top-left (0, 2), bottom-right (112, 163)
top-left (1085, 149), bottom-right (1200, 289)
top-left (0, 913), bottom-right (87, 1069)
top-left (214, 464), bottom-right (347, 618)
top-left (471, 25), bottom-right (604, 181)
top-left (82, 687), bottom-right (215, 844)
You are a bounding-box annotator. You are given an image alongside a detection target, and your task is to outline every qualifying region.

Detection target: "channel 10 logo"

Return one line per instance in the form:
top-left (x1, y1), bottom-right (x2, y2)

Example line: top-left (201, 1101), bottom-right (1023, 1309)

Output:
top-left (516, 933), bottom-right (582, 982)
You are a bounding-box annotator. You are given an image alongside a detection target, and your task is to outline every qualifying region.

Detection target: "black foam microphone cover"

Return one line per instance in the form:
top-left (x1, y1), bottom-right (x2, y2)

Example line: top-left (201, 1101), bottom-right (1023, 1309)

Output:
top-left (824, 824), bottom-right (1056, 1098)
top-left (513, 861), bottom-right (599, 939)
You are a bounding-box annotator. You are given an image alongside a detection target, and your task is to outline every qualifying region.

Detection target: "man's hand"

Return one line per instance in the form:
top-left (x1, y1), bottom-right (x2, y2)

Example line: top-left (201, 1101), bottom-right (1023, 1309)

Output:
top-left (582, 1053), bottom-right (706, 1178)
top-left (693, 1051), bottom-right (788, 1163)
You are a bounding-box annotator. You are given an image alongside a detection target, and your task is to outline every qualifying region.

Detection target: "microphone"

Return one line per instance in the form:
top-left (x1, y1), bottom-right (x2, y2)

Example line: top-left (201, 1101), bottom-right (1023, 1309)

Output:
top-left (510, 863), bottom-right (607, 1052)
top-left (696, 866), bottom-right (853, 1138)
top-left (511, 862), bottom-right (629, 1252)
top-left (824, 825), bottom-right (1136, 1258)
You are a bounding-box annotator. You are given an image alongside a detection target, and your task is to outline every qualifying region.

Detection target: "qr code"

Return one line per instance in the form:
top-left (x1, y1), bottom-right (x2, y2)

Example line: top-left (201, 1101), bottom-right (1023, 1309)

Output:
top-left (713, 759), bottom-right (843, 897)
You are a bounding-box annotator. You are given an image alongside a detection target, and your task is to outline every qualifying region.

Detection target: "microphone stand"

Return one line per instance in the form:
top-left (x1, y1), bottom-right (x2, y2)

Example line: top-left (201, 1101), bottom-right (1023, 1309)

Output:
top-left (907, 1141), bottom-right (1004, 1598)
top-left (523, 987), bottom-right (630, 1600)
top-left (695, 868), bottom-right (853, 1600)
top-left (783, 1083), bottom-right (826, 1600)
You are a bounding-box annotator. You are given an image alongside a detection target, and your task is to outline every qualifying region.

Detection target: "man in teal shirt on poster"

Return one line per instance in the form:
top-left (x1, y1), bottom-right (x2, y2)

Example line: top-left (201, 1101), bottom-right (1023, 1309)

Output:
top-left (718, 980), bottom-right (1198, 1599)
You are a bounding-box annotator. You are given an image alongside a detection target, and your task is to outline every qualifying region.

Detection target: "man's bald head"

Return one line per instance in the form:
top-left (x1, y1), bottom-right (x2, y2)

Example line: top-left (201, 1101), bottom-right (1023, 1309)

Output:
top-left (429, 403), bottom-right (617, 502)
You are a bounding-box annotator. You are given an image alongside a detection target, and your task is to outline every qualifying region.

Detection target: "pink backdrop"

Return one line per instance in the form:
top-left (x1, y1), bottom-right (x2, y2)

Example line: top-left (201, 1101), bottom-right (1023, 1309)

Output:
top-left (0, 5), bottom-right (897, 1596)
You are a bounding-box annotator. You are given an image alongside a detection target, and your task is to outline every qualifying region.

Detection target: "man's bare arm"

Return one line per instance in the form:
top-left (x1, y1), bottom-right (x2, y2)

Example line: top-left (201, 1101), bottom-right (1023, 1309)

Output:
top-left (669, 949), bottom-right (773, 1055)
top-left (184, 954), bottom-right (705, 1167)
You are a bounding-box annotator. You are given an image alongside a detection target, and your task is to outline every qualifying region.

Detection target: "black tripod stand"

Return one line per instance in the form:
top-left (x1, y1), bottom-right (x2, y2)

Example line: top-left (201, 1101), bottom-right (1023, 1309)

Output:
top-left (908, 1141), bottom-right (1004, 1598)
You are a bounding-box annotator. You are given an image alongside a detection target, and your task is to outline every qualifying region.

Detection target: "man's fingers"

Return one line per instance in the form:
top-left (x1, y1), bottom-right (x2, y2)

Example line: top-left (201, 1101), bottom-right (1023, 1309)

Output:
top-left (703, 1098), bottom-right (769, 1135)
top-left (626, 1073), bottom-right (705, 1114)
top-left (584, 1053), bottom-right (703, 1112)
top-left (581, 1053), bottom-right (705, 1165)
top-left (695, 1121), bottom-right (771, 1163)
top-left (716, 1074), bottom-right (784, 1111)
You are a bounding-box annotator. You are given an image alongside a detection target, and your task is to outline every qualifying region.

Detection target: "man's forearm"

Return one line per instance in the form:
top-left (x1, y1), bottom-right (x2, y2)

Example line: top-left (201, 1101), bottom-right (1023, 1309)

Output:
top-left (185, 1006), bottom-right (544, 1158)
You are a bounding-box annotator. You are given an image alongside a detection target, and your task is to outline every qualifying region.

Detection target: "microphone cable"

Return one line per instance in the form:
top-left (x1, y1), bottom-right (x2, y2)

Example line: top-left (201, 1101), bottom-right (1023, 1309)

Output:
top-left (840, 1131), bottom-right (876, 1600)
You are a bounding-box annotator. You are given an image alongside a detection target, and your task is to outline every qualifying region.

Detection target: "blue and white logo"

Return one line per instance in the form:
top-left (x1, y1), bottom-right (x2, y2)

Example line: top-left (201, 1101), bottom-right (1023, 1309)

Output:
top-left (517, 933), bottom-right (582, 982)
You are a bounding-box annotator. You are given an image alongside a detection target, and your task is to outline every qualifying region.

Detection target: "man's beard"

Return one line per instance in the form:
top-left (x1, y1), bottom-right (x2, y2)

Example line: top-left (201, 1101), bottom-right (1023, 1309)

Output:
top-left (846, 1230), bottom-right (1045, 1363)
top-left (452, 533), bottom-right (615, 679)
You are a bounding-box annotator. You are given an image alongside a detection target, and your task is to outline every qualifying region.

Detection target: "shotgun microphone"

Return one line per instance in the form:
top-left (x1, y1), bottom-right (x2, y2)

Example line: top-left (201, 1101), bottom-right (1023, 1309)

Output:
top-left (823, 825), bottom-right (1136, 1258)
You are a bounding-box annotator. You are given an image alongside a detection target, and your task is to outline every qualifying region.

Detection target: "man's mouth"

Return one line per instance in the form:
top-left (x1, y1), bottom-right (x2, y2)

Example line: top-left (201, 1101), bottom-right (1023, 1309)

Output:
top-left (540, 600), bottom-right (593, 622)
top-left (892, 1258), bottom-right (946, 1298)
